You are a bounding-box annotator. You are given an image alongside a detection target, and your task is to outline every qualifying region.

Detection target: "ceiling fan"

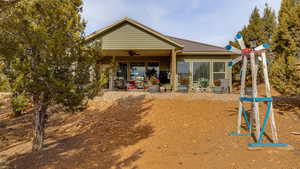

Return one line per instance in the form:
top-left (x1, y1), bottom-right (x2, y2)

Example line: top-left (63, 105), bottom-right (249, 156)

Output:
top-left (128, 50), bottom-right (140, 56)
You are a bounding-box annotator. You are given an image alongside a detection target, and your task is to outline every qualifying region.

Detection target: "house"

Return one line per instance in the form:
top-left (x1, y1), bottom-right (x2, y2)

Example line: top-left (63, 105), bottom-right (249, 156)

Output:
top-left (85, 17), bottom-right (238, 92)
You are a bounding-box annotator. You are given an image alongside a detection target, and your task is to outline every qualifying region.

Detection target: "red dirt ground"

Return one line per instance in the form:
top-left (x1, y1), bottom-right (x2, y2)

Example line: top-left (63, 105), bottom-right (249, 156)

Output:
top-left (0, 92), bottom-right (299, 169)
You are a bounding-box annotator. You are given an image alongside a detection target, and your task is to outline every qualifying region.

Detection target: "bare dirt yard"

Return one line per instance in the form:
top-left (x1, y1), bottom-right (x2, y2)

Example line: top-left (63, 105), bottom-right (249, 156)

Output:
top-left (0, 91), bottom-right (299, 169)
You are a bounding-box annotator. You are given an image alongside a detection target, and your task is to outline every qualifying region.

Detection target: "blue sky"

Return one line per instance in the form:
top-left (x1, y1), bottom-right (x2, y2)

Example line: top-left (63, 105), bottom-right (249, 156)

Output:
top-left (82, 0), bottom-right (281, 47)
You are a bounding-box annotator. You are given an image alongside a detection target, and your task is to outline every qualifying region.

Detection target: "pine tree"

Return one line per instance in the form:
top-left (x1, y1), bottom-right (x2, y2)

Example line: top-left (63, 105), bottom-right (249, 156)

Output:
top-left (291, 1), bottom-right (300, 59)
top-left (0, 0), bottom-right (22, 12)
top-left (278, 0), bottom-right (299, 55)
top-left (243, 7), bottom-right (264, 46)
top-left (0, 0), bottom-right (105, 151)
top-left (230, 5), bottom-right (277, 48)
top-left (230, 7), bottom-right (264, 48)
top-left (261, 4), bottom-right (277, 44)
top-left (270, 0), bottom-right (300, 95)
top-left (230, 6), bottom-right (276, 85)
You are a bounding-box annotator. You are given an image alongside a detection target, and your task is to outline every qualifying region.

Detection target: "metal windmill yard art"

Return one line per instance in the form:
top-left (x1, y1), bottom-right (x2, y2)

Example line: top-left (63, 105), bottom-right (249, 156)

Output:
top-left (226, 33), bottom-right (288, 147)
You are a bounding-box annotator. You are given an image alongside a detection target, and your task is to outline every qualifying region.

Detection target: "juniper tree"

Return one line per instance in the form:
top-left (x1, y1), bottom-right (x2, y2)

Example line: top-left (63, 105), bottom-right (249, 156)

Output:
top-left (270, 0), bottom-right (300, 95)
top-left (0, 0), bottom-right (105, 151)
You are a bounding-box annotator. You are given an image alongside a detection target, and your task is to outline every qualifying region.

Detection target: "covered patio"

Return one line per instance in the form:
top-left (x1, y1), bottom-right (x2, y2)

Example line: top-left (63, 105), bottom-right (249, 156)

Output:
top-left (85, 17), bottom-right (238, 92)
top-left (101, 49), bottom-right (178, 91)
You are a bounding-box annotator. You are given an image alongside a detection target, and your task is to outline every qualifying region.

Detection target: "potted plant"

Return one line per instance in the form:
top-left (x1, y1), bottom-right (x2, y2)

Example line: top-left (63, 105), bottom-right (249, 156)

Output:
top-left (213, 79), bottom-right (223, 93)
top-left (178, 77), bottom-right (189, 91)
top-left (214, 80), bottom-right (221, 86)
top-left (200, 78), bottom-right (209, 88)
top-left (148, 76), bottom-right (160, 93)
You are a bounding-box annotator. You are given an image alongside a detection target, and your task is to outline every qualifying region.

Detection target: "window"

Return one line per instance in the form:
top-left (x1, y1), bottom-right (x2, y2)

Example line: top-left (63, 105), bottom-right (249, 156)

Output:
top-left (193, 62), bottom-right (210, 82)
top-left (117, 63), bottom-right (128, 80)
top-left (115, 63), bottom-right (128, 89)
top-left (193, 62), bottom-right (210, 88)
top-left (213, 62), bottom-right (226, 81)
top-left (130, 62), bottom-right (146, 80)
top-left (177, 61), bottom-right (190, 74)
top-left (147, 62), bottom-right (159, 78)
top-left (177, 61), bottom-right (190, 87)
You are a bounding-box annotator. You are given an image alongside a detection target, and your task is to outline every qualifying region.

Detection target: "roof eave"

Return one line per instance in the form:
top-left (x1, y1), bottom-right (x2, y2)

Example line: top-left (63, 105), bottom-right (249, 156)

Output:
top-left (178, 51), bottom-right (240, 56)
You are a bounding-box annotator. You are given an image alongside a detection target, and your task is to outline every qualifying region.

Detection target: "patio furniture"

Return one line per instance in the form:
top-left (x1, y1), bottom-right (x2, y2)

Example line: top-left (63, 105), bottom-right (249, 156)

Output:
top-left (192, 81), bottom-right (205, 92)
top-left (126, 80), bottom-right (137, 90)
top-left (114, 78), bottom-right (126, 89)
top-left (160, 83), bottom-right (172, 92)
top-left (213, 79), bottom-right (230, 93)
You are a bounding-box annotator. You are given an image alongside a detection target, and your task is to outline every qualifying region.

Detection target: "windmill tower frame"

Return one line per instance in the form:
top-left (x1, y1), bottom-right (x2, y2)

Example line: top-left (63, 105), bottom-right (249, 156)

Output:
top-left (227, 33), bottom-right (288, 147)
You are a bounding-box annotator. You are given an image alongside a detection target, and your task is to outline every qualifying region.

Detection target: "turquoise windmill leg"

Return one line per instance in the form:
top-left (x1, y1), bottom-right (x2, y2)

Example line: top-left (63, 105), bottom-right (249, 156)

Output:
top-left (248, 99), bottom-right (288, 147)
top-left (243, 108), bottom-right (251, 130)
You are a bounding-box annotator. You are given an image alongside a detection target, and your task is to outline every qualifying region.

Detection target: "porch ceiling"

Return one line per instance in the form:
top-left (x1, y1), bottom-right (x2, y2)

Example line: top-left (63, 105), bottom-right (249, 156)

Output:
top-left (102, 49), bottom-right (172, 57)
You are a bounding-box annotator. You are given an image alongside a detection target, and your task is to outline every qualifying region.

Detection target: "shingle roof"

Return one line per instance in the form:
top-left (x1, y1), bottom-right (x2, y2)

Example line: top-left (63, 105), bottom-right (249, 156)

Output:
top-left (166, 36), bottom-right (230, 53)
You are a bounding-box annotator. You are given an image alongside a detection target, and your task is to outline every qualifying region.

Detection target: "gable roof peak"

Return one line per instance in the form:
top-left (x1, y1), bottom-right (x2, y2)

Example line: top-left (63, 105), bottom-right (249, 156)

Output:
top-left (85, 17), bottom-right (184, 49)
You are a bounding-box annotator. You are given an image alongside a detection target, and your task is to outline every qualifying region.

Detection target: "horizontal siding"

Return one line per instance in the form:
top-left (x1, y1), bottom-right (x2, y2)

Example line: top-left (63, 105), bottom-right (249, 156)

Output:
top-left (177, 55), bottom-right (232, 61)
top-left (102, 23), bottom-right (175, 50)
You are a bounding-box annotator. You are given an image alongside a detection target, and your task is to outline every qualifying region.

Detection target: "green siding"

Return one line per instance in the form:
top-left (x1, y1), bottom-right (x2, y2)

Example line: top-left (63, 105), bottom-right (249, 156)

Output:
top-left (177, 55), bottom-right (232, 61)
top-left (101, 23), bottom-right (175, 50)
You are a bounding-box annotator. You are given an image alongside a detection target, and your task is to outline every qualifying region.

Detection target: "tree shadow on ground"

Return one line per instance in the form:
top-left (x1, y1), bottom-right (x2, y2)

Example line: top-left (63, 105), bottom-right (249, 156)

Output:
top-left (2, 95), bottom-right (154, 169)
top-left (273, 96), bottom-right (300, 119)
top-left (0, 94), bottom-right (33, 151)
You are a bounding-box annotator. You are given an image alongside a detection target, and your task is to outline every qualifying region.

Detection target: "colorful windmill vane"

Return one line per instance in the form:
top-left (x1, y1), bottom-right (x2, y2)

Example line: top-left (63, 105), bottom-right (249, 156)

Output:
top-left (226, 33), bottom-right (288, 147)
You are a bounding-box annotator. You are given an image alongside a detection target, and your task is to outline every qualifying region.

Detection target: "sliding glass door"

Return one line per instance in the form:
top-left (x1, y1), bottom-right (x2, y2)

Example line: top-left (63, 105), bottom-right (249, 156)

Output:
top-left (147, 62), bottom-right (159, 79)
top-left (177, 61), bottom-right (190, 91)
top-left (130, 62), bottom-right (146, 80)
top-left (192, 62), bottom-right (210, 88)
top-left (115, 63), bottom-right (128, 89)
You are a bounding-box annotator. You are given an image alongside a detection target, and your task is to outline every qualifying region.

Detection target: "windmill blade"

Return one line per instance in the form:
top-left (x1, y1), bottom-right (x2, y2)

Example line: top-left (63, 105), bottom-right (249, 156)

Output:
top-left (235, 33), bottom-right (246, 49)
top-left (258, 56), bottom-right (262, 61)
top-left (255, 43), bottom-right (270, 51)
top-left (225, 45), bottom-right (241, 54)
top-left (228, 56), bottom-right (243, 67)
top-left (255, 43), bottom-right (269, 62)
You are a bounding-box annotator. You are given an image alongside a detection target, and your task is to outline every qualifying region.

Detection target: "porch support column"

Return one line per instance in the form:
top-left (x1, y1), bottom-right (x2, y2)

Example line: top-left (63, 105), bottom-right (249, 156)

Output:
top-left (171, 49), bottom-right (177, 91)
top-left (109, 68), bottom-right (114, 91)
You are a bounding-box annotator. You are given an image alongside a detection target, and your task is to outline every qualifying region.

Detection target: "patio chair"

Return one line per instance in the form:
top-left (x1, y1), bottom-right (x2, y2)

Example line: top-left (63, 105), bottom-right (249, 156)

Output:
top-left (214, 79), bottom-right (230, 93)
top-left (192, 81), bottom-right (207, 92)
